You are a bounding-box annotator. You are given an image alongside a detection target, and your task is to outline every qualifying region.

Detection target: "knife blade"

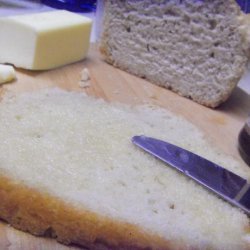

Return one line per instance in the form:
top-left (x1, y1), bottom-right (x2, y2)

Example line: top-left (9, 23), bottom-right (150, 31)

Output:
top-left (132, 135), bottom-right (250, 216)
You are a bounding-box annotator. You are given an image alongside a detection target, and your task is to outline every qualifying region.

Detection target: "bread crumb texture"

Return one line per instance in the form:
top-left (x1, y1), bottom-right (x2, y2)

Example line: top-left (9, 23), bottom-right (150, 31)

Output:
top-left (100, 0), bottom-right (249, 107)
top-left (0, 88), bottom-right (249, 249)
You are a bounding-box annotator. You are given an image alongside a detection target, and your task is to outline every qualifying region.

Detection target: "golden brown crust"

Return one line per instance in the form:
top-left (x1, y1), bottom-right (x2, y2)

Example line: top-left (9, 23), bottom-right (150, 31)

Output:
top-left (0, 175), bottom-right (175, 250)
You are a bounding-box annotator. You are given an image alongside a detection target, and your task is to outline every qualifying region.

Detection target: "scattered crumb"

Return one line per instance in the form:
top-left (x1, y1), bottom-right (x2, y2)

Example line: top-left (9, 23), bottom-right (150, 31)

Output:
top-left (79, 67), bottom-right (91, 88)
top-left (79, 80), bottom-right (91, 88)
top-left (0, 64), bottom-right (16, 85)
top-left (169, 204), bottom-right (175, 209)
top-left (81, 68), bottom-right (90, 81)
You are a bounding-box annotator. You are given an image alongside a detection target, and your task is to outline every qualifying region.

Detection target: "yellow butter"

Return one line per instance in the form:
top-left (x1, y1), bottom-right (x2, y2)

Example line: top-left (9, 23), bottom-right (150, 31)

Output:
top-left (0, 11), bottom-right (92, 70)
top-left (0, 65), bottom-right (16, 84)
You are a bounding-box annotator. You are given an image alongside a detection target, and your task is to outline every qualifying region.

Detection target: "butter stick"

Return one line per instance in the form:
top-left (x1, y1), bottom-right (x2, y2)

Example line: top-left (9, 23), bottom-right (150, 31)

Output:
top-left (0, 11), bottom-right (92, 70)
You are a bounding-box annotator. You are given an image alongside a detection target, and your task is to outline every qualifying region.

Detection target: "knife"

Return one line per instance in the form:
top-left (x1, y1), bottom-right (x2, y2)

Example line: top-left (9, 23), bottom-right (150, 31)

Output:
top-left (132, 135), bottom-right (250, 216)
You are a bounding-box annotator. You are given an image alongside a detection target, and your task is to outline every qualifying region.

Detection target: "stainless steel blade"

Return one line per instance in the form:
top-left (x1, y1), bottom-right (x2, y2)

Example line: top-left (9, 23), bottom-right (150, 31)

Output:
top-left (132, 135), bottom-right (250, 215)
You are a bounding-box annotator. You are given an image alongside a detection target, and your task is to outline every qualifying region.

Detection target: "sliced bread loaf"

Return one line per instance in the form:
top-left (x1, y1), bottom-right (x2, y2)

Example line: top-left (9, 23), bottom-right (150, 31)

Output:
top-left (0, 88), bottom-right (249, 249)
top-left (99, 0), bottom-right (249, 107)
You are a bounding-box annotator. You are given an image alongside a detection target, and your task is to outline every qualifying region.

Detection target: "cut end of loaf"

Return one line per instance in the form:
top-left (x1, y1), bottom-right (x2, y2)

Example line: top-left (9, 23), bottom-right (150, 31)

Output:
top-left (99, 0), bottom-right (249, 108)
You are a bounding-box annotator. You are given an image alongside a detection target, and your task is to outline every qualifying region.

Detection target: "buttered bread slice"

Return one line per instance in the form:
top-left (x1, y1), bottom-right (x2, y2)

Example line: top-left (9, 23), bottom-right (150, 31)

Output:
top-left (0, 88), bottom-right (249, 249)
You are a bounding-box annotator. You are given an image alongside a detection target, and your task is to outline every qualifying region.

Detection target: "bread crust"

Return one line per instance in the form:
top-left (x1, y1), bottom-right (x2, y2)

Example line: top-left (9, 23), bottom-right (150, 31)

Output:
top-left (0, 175), bottom-right (175, 250)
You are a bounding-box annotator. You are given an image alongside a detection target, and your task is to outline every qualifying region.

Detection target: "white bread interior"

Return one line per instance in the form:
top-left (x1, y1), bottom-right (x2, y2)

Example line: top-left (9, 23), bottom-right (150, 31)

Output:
top-left (0, 88), bottom-right (249, 249)
top-left (99, 0), bottom-right (249, 108)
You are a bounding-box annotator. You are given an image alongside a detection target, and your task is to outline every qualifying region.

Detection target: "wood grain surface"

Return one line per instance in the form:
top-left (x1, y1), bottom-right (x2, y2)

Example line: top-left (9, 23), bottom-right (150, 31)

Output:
top-left (0, 45), bottom-right (249, 249)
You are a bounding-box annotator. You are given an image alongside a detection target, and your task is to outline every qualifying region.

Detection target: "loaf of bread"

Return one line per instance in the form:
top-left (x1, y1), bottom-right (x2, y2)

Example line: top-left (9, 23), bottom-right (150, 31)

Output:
top-left (0, 88), bottom-right (249, 249)
top-left (99, 0), bottom-right (249, 108)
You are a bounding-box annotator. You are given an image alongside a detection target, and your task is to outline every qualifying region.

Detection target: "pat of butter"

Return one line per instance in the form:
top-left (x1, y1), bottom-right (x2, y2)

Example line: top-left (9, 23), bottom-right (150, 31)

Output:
top-left (0, 10), bottom-right (92, 70)
top-left (0, 65), bottom-right (16, 84)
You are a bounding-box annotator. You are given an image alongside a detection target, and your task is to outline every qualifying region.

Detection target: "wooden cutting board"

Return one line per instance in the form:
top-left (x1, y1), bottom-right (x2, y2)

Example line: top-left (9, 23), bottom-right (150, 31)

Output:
top-left (0, 45), bottom-right (249, 250)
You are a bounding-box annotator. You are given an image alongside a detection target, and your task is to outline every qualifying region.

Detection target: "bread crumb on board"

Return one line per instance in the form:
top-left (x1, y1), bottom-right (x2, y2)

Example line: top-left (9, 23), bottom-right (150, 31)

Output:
top-left (0, 64), bottom-right (16, 84)
top-left (79, 67), bottom-right (91, 88)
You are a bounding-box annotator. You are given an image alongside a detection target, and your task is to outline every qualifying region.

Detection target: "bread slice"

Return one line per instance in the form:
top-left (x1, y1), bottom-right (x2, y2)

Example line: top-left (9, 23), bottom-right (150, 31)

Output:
top-left (99, 0), bottom-right (249, 108)
top-left (0, 88), bottom-right (249, 249)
